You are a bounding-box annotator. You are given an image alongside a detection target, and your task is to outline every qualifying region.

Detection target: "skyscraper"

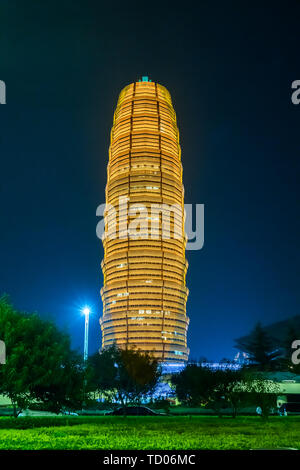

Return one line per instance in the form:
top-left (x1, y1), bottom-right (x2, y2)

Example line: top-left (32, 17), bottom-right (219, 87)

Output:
top-left (100, 77), bottom-right (189, 364)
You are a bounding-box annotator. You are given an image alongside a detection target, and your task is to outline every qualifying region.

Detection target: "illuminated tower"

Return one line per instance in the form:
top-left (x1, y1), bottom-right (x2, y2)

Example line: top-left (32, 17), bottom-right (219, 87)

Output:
top-left (100, 77), bottom-right (189, 364)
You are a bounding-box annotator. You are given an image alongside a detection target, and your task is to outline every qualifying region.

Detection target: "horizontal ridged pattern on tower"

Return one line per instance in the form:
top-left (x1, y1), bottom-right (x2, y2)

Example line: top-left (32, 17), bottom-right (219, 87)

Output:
top-left (100, 80), bottom-right (189, 363)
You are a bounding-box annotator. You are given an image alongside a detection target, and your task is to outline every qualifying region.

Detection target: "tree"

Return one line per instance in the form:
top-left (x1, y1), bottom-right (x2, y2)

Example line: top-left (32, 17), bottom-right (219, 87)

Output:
top-left (87, 344), bottom-right (119, 404)
top-left (32, 354), bottom-right (85, 414)
top-left (87, 344), bottom-right (161, 410)
top-left (172, 363), bottom-right (280, 418)
top-left (235, 322), bottom-right (281, 371)
top-left (171, 364), bottom-right (247, 417)
top-left (237, 371), bottom-right (280, 418)
top-left (151, 397), bottom-right (171, 414)
top-left (0, 296), bottom-right (84, 416)
top-left (210, 369), bottom-right (248, 417)
top-left (171, 364), bottom-right (218, 408)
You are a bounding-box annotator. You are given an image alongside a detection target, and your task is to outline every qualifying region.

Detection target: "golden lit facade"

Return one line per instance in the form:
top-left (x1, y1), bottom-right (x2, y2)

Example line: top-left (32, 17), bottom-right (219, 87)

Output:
top-left (100, 78), bottom-right (189, 363)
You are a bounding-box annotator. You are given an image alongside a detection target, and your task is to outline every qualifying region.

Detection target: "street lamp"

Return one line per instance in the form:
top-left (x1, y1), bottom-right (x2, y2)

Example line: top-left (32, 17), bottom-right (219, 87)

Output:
top-left (82, 307), bottom-right (90, 362)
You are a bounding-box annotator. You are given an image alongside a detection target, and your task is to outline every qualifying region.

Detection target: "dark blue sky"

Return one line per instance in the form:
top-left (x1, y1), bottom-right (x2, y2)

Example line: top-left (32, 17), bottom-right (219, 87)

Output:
top-left (0, 0), bottom-right (299, 360)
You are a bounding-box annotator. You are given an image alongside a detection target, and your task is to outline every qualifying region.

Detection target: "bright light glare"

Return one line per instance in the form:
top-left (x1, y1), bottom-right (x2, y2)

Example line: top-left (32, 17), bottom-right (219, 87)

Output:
top-left (82, 307), bottom-right (90, 316)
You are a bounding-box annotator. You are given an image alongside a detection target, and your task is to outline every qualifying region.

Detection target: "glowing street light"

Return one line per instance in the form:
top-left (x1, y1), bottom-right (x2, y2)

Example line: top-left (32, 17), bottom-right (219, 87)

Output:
top-left (82, 306), bottom-right (90, 362)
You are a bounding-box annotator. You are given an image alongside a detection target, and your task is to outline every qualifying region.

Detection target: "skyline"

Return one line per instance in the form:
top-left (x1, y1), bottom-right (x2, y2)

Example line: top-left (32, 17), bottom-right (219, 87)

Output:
top-left (0, 1), bottom-right (299, 361)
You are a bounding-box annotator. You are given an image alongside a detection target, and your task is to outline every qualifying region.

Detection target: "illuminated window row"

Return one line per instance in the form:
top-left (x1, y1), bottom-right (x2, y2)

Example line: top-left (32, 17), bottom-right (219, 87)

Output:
top-left (103, 256), bottom-right (187, 267)
top-left (104, 306), bottom-right (187, 317)
top-left (107, 174), bottom-right (183, 190)
top-left (113, 120), bottom-right (178, 141)
top-left (103, 242), bottom-right (186, 259)
top-left (108, 151), bottom-right (182, 169)
top-left (109, 153), bottom-right (182, 171)
top-left (102, 286), bottom-right (188, 299)
top-left (103, 266), bottom-right (187, 281)
top-left (101, 311), bottom-right (189, 322)
top-left (103, 293), bottom-right (188, 306)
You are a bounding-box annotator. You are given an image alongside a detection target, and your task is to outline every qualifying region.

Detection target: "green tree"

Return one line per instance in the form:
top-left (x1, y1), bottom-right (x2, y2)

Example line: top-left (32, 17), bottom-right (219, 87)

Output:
top-left (238, 371), bottom-right (280, 418)
top-left (210, 369), bottom-right (248, 418)
top-left (235, 322), bottom-right (281, 371)
top-left (87, 344), bottom-right (161, 410)
top-left (32, 354), bottom-right (85, 414)
top-left (0, 296), bottom-right (84, 416)
top-left (171, 364), bottom-right (247, 417)
top-left (151, 397), bottom-right (171, 414)
top-left (171, 364), bottom-right (218, 407)
top-left (172, 363), bottom-right (279, 418)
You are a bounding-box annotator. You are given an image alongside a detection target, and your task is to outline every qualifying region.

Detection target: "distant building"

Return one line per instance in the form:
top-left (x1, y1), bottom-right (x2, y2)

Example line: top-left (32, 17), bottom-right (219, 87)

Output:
top-left (233, 351), bottom-right (250, 366)
top-left (262, 372), bottom-right (300, 407)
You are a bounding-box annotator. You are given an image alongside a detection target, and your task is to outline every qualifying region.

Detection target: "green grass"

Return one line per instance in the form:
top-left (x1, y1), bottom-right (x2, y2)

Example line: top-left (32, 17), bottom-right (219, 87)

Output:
top-left (0, 416), bottom-right (299, 450)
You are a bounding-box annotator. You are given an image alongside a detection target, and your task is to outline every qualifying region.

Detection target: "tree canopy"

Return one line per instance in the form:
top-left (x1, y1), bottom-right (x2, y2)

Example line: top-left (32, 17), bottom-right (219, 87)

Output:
top-left (0, 296), bottom-right (84, 415)
top-left (235, 322), bottom-right (281, 371)
top-left (87, 344), bottom-right (161, 408)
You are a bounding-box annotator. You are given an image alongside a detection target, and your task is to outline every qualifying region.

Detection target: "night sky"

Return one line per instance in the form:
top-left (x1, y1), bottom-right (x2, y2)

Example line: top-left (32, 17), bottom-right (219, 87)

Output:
top-left (0, 1), bottom-right (299, 361)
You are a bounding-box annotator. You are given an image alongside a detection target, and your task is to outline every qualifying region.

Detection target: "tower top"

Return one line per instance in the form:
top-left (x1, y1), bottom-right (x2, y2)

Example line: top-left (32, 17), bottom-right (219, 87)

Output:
top-left (139, 76), bottom-right (151, 82)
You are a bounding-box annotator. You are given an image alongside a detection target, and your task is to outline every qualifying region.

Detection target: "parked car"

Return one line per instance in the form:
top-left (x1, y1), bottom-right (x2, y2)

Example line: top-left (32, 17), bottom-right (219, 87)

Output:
top-left (105, 406), bottom-right (165, 416)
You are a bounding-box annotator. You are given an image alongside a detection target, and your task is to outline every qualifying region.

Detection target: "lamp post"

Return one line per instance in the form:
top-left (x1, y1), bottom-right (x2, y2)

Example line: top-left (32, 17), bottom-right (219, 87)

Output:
top-left (82, 307), bottom-right (90, 362)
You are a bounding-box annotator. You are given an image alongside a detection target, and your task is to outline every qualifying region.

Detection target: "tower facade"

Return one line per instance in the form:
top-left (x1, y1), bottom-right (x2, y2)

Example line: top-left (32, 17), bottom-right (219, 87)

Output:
top-left (100, 78), bottom-right (189, 364)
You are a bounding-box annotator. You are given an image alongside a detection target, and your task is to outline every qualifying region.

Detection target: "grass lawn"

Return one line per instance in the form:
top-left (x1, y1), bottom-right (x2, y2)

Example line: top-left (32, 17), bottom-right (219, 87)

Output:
top-left (0, 416), bottom-right (299, 450)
